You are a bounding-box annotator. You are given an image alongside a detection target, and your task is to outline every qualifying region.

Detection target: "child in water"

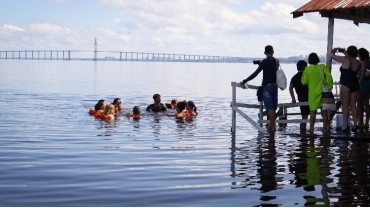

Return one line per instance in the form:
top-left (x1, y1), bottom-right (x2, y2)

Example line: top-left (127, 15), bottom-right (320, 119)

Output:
top-left (165, 99), bottom-right (178, 109)
top-left (175, 101), bottom-right (189, 118)
top-left (126, 106), bottom-right (141, 119)
top-left (103, 104), bottom-right (116, 122)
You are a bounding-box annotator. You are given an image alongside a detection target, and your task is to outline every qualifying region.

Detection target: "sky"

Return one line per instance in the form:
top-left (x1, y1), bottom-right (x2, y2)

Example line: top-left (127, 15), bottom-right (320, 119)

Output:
top-left (1, 0), bottom-right (370, 58)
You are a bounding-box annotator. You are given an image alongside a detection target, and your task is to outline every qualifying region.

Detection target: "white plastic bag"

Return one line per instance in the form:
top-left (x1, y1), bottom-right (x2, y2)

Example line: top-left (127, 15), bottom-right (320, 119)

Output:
top-left (276, 60), bottom-right (287, 90)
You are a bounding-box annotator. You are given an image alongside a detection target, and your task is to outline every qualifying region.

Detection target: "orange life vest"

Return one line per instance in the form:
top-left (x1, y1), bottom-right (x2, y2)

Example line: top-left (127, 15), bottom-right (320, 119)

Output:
top-left (165, 103), bottom-right (174, 109)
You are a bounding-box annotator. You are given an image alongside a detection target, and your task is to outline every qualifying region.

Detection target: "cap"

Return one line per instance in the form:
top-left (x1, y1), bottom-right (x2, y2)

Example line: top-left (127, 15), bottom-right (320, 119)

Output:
top-left (188, 100), bottom-right (196, 107)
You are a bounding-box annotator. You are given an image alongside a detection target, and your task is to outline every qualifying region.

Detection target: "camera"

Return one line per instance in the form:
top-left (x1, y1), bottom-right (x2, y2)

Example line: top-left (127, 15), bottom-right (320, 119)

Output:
top-left (253, 60), bottom-right (261, 65)
top-left (338, 48), bottom-right (345, 53)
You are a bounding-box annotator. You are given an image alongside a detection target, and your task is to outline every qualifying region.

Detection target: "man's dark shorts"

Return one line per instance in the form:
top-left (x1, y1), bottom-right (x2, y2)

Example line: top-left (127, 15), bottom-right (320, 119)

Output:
top-left (262, 83), bottom-right (278, 111)
top-left (300, 105), bottom-right (310, 116)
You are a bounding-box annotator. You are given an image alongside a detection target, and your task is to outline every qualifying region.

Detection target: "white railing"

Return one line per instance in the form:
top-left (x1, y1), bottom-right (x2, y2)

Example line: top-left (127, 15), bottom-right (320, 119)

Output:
top-left (230, 82), bottom-right (341, 134)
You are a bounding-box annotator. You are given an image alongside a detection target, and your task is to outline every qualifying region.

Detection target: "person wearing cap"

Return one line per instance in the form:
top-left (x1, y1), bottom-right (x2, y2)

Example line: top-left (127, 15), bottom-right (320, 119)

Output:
top-left (146, 93), bottom-right (167, 113)
top-left (186, 100), bottom-right (198, 116)
top-left (240, 45), bottom-right (279, 133)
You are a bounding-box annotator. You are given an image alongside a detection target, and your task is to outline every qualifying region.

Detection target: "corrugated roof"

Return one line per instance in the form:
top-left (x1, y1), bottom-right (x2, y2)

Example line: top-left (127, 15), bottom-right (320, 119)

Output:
top-left (293, 0), bottom-right (370, 17)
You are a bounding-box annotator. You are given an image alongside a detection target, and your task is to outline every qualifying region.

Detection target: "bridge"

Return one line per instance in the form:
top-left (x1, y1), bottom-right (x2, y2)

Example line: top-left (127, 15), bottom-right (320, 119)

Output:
top-left (0, 50), bottom-right (253, 63)
top-left (0, 38), bottom-right (254, 63)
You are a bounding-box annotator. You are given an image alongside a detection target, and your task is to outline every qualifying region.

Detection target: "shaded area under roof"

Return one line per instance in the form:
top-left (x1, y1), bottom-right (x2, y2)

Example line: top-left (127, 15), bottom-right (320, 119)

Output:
top-left (292, 0), bottom-right (370, 24)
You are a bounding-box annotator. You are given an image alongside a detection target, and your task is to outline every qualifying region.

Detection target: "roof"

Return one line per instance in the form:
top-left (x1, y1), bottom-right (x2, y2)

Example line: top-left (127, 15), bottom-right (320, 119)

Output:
top-left (292, 0), bottom-right (370, 24)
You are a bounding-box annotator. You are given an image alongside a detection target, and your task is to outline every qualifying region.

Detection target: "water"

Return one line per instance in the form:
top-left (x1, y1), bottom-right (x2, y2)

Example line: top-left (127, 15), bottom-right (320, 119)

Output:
top-left (0, 59), bottom-right (369, 206)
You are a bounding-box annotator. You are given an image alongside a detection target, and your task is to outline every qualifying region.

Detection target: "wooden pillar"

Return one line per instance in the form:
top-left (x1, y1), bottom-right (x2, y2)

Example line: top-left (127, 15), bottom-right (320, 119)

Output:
top-left (231, 82), bottom-right (236, 132)
top-left (259, 100), bottom-right (264, 127)
top-left (326, 14), bottom-right (334, 72)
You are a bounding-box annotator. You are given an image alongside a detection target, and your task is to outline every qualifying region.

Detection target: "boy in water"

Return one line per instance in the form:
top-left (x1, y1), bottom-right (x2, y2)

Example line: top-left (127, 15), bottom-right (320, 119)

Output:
top-left (126, 106), bottom-right (141, 119)
top-left (289, 60), bottom-right (309, 131)
top-left (240, 45), bottom-right (279, 133)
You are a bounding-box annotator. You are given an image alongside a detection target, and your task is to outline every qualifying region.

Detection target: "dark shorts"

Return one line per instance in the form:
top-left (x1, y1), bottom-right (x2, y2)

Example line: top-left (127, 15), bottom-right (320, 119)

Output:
top-left (300, 105), bottom-right (310, 116)
top-left (262, 83), bottom-right (278, 111)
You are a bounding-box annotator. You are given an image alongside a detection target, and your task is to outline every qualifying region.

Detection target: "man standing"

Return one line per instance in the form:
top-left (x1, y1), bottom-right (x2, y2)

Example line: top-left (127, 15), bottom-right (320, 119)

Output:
top-left (240, 45), bottom-right (278, 133)
top-left (146, 93), bottom-right (167, 113)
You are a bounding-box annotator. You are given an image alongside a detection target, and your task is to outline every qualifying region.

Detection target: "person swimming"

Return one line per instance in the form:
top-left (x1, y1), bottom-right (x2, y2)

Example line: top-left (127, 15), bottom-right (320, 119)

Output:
top-left (89, 99), bottom-right (107, 119)
top-left (103, 104), bottom-right (116, 122)
top-left (146, 94), bottom-right (167, 113)
top-left (175, 101), bottom-right (188, 118)
top-left (186, 100), bottom-right (198, 116)
top-left (112, 98), bottom-right (123, 112)
top-left (165, 99), bottom-right (178, 109)
top-left (126, 106), bottom-right (141, 119)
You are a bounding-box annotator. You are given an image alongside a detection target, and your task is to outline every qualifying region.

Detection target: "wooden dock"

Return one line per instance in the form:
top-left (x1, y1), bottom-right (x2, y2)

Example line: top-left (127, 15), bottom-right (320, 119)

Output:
top-left (230, 81), bottom-right (342, 135)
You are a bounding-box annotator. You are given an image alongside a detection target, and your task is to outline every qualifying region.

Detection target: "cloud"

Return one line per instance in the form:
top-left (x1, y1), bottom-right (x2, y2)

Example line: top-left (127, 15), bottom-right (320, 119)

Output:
top-left (3, 24), bottom-right (26, 32)
top-left (2, 0), bottom-right (370, 57)
top-left (29, 23), bottom-right (73, 35)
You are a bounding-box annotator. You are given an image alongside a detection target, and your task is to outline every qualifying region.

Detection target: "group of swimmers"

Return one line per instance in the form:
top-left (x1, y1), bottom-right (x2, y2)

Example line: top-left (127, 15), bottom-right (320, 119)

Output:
top-left (88, 94), bottom-right (198, 122)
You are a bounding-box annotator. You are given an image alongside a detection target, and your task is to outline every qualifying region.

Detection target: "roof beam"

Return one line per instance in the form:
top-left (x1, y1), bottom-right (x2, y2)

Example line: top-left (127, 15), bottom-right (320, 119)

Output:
top-left (331, 11), bottom-right (370, 24)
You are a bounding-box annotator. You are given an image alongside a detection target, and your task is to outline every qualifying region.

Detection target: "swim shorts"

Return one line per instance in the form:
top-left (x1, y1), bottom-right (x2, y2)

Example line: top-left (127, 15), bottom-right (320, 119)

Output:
top-left (262, 83), bottom-right (278, 111)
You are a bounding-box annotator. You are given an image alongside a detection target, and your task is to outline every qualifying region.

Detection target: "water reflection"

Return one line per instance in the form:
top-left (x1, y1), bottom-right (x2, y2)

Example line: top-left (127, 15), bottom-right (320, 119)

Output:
top-left (331, 141), bottom-right (370, 206)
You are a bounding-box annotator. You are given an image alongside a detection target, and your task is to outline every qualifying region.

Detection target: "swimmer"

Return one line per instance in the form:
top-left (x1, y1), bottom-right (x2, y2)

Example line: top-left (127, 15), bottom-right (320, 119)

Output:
top-left (175, 101), bottom-right (188, 118)
top-left (165, 99), bottom-right (178, 109)
top-left (186, 100), bottom-right (198, 116)
top-left (112, 98), bottom-right (124, 112)
top-left (126, 106), bottom-right (141, 119)
top-left (89, 99), bottom-right (106, 118)
top-left (94, 99), bottom-right (106, 114)
top-left (103, 104), bottom-right (116, 122)
top-left (146, 94), bottom-right (167, 113)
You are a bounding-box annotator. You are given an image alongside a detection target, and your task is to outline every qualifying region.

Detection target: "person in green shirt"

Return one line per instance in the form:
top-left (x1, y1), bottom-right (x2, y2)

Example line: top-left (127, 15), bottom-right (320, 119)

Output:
top-left (301, 53), bottom-right (333, 134)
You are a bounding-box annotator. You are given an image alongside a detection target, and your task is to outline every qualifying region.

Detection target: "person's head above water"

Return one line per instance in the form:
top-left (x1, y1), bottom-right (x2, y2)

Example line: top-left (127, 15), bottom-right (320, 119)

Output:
top-left (152, 94), bottom-right (161, 105)
top-left (112, 98), bottom-right (121, 106)
top-left (171, 99), bottom-right (177, 106)
top-left (95, 99), bottom-right (106, 111)
top-left (176, 101), bottom-right (187, 112)
top-left (133, 106), bottom-right (140, 115)
top-left (187, 100), bottom-right (197, 114)
top-left (104, 104), bottom-right (116, 115)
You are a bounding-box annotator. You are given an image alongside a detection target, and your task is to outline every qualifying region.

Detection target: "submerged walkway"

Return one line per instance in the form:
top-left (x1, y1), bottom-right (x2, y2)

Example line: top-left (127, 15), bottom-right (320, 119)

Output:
top-left (229, 81), bottom-right (370, 140)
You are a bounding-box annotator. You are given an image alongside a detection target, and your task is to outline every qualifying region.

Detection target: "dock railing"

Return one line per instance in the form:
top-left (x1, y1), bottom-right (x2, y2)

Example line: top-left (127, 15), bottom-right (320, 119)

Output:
top-left (230, 81), bottom-right (341, 134)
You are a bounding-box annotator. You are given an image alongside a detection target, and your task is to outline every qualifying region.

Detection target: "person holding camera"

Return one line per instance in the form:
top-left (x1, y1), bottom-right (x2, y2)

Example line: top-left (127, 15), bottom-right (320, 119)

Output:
top-left (331, 46), bottom-right (360, 133)
top-left (240, 45), bottom-right (279, 133)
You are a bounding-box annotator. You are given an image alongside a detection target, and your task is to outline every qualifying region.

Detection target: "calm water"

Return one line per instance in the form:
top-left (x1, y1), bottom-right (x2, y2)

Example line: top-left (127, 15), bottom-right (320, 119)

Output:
top-left (0, 59), bottom-right (369, 206)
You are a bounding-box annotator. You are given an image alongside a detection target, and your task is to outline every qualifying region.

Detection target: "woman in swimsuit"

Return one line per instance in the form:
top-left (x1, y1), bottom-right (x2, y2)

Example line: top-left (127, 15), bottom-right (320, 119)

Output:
top-left (331, 46), bottom-right (360, 133)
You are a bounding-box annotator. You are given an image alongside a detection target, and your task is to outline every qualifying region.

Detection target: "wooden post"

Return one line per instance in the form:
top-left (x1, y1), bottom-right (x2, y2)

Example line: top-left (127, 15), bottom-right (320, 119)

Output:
top-left (326, 14), bottom-right (334, 72)
top-left (259, 100), bottom-right (263, 127)
top-left (231, 82), bottom-right (237, 132)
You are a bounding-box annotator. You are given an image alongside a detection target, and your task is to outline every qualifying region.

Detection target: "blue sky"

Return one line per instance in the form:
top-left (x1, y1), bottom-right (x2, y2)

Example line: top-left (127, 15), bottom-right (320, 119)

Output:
top-left (1, 0), bottom-right (370, 57)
